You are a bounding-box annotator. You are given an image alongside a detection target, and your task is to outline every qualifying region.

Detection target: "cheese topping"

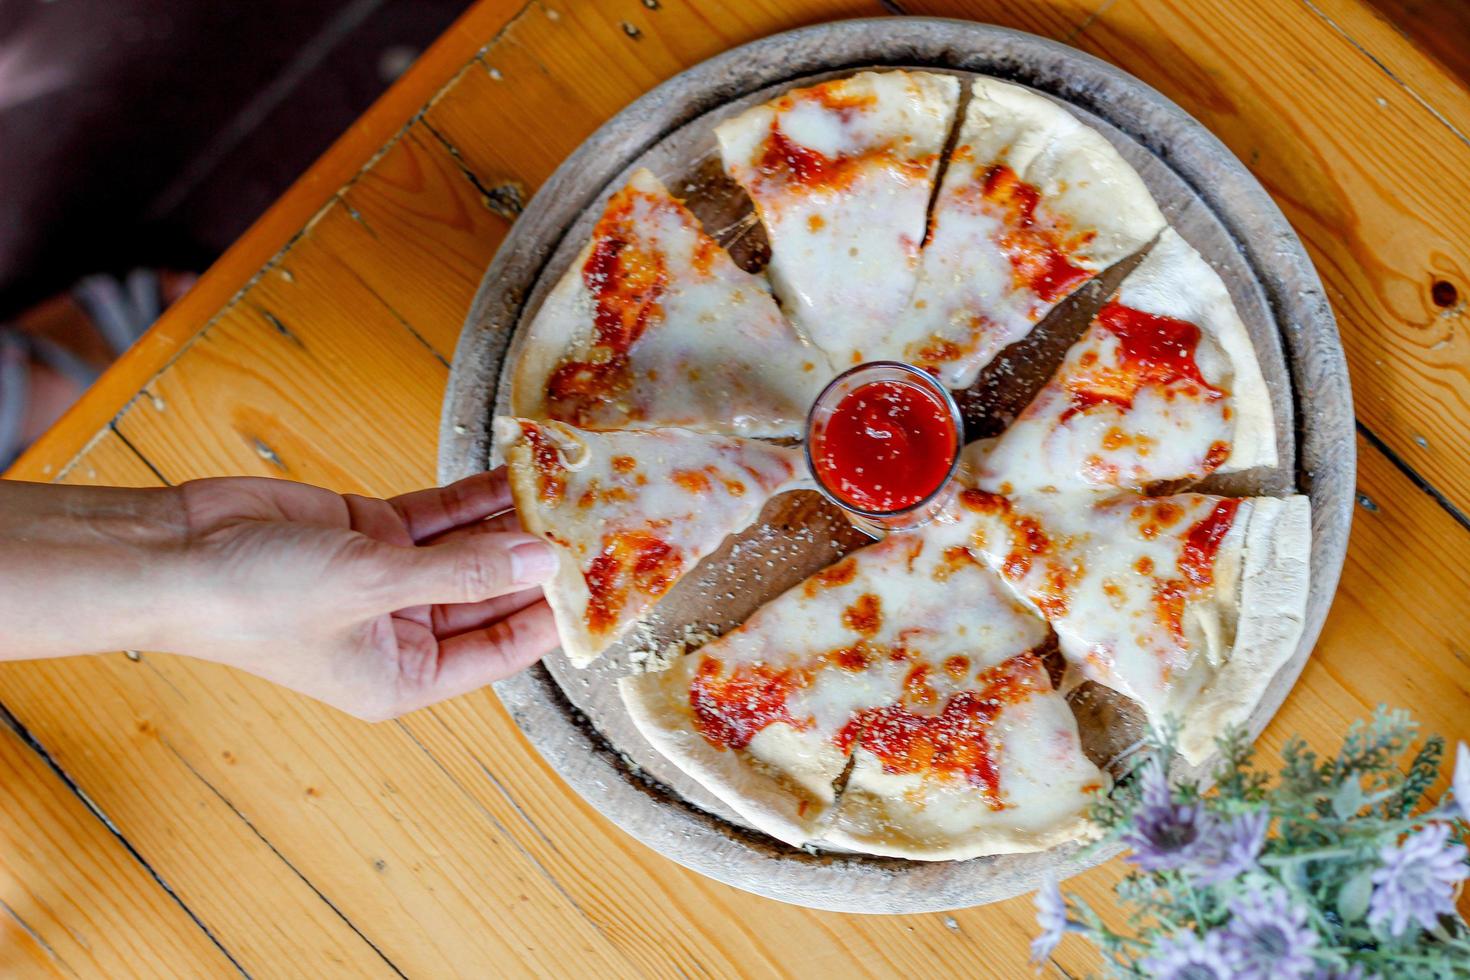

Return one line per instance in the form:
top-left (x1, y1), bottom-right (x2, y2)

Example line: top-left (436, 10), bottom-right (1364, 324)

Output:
top-left (716, 70), bottom-right (959, 367)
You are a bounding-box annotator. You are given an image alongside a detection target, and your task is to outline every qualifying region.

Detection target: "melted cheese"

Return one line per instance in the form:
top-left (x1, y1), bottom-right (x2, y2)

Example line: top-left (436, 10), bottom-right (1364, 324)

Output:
top-left (496, 418), bottom-right (805, 664)
top-left (899, 77), bottom-right (1165, 388)
top-left (701, 513), bottom-right (1042, 742)
top-left (716, 70), bottom-right (959, 367)
top-left (977, 229), bottom-right (1272, 491)
top-left (830, 658), bottom-right (1106, 859)
top-left (956, 487), bottom-right (1249, 734)
top-left (637, 506), bottom-right (1104, 855)
top-left (515, 169), bottom-right (828, 436)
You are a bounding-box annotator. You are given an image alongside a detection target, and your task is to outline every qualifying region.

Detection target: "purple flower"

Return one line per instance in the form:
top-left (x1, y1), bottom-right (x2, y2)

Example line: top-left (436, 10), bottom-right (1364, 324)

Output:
top-left (1141, 930), bottom-right (1233, 980)
top-left (1121, 759), bottom-right (1215, 872)
top-left (1220, 887), bottom-right (1319, 980)
top-left (1452, 742), bottom-right (1470, 825)
top-left (1189, 809), bottom-right (1268, 885)
top-left (1137, 755), bottom-right (1175, 808)
top-left (1368, 822), bottom-right (1469, 937)
top-left (1030, 877), bottom-right (1073, 963)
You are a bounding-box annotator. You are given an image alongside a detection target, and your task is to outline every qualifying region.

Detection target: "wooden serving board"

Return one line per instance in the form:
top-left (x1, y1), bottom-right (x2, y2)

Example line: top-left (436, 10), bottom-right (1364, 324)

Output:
top-left (438, 18), bottom-right (1353, 913)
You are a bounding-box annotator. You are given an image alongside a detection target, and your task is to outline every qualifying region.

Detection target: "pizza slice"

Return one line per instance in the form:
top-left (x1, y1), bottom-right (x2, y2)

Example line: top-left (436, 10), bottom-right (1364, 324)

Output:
top-left (823, 648), bottom-right (1107, 861)
top-left (511, 168), bottom-right (829, 437)
top-left (496, 418), bottom-right (806, 666)
top-left (716, 70), bottom-right (960, 368)
top-left (899, 77), bottom-right (1166, 388)
top-left (953, 483), bottom-right (1310, 763)
top-left (974, 228), bottom-right (1277, 492)
top-left (620, 505), bottom-right (1106, 856)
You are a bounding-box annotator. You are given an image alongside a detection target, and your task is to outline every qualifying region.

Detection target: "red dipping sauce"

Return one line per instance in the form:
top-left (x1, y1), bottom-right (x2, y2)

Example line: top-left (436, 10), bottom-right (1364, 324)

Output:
top-left (808, 362), bottom-right (962, 528)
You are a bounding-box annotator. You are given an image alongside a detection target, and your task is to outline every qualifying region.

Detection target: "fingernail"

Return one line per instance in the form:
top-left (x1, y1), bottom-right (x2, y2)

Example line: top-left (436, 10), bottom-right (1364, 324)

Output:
top-left (510, 539), bottom-right (557, 584)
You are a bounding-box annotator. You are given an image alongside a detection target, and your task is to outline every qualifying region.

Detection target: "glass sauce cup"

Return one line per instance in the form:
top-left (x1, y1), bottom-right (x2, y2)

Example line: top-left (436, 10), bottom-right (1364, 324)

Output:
top-left (805, 361), bottom-right (964, 536)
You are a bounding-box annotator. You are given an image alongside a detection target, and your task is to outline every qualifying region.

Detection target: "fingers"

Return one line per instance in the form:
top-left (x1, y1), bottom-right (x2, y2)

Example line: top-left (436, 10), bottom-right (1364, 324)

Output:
top-left (395, 602), bottom-right (559, 715)
top-left (389, 468), bottom-right (515, 543)
top-left (430, 586), bottom-right (544, 637)
top-left (421, 509), bottom-right (522, 546)
top-left (344, 493), bottom-right (415, 547)
top-left (375, 531), bottom-right (557, 608)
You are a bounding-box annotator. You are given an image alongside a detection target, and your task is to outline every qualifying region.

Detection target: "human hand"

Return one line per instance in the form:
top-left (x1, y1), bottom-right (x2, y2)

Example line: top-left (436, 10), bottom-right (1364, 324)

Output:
top-left (0, 470), bottom-right (560, 720)
top-left (168, 470), bottom-right (559, 720)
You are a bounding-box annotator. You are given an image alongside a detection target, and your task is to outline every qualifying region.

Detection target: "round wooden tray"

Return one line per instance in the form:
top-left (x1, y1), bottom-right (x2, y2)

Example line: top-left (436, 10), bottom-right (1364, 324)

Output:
top-left (438, 18), bottom-right (1354, 913)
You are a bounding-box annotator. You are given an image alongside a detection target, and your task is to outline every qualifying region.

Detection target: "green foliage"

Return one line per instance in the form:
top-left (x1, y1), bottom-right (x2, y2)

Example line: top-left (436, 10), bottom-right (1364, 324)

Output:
top-left (1045, 707), bottom-right (1470, 979)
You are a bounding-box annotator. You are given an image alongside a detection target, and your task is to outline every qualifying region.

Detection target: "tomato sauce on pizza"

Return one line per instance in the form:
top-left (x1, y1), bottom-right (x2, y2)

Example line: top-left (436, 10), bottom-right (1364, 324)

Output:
top-left (1061, 302), bottom-right (1224, 422)
top-left (545, 191), bottom-right (670, 425)
top-left (981, 164), bottom-right (1093, 304)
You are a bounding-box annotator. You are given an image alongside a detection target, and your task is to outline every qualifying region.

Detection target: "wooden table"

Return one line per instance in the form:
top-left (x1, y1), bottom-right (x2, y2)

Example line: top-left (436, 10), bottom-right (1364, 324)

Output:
top-left (4, 1), bottom-right (1468, 975)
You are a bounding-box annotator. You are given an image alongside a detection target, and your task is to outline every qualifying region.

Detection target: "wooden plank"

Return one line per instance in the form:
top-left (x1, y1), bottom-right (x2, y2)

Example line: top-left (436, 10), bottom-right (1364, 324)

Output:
top-left (56, 277), bottom-right (645, 975)
top-left (114, 241), bottom-right (449, 496)
top-left (1280, 432), bottom-right (1470, 747)
top-left (3, 0), bottom-right (1468, 971)
top-left (3, 0), bottom-right (531, 483)
top-left (52, 427), bottom-right (161, 488)
top-left (324, 126), bottom-right (515, 361)
top-left (91, 252), bottom-right (1069, 973)
top-left (421, 0), bottom-right (890, 194)
top-left (1320, 0), bottom-right (1470, 119)
top-left (406, 688), bottom-right (1069, 978)
top-left (15, 431), bottom-right (440, 975)
top-left (0, 695), bottom-right (230, 976)
top-left (2, 433), bottom-right (639, 975)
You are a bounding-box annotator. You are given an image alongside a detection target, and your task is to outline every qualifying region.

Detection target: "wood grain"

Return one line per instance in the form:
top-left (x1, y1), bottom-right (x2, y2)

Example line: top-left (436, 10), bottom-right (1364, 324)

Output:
top-left (0, 703), bottom-right (232, 977)
top-left (1344, 0), bottom-right (1470, 97)
top-left (114, 238), bottom-right (450, 496)
top-left (327, 126), bottom-right (516, 360)
top-left (0, 0), bottom-right (1466, 973)
top-left (42, 339), bottom-right (646, 976)
top-left (421, 0), bottom-right (890, 196)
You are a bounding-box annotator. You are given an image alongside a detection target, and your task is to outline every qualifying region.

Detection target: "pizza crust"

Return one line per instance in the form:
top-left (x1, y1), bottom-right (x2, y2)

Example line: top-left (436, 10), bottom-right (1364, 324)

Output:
top-left (493, 69), bottom-right (1316, 863)
top-left (619, 512), bottom-right (1109, 860)
top-left (1177, 494), bottom-right (1311, 763)
top-left (961, 77), bottom-right (1167, 267)
top-left (900, 77), bottom-right (1168, 386)
top-left (974, 227), bottom-right (1279, 493)
top-left (946, 477), bottom-right (1311, 769)
top-left (496, 419), bottom-right (603, 665)
top-left (496, 417), bottom-right (805, 666)
top-left (716, 70), bottom-right (960, 367)
top-left (823, 768), bottom-right (1100, 863)
top-left (510, 237), bottom-right (593, 428)
top-left (619, 661), bottom-right (843, 848)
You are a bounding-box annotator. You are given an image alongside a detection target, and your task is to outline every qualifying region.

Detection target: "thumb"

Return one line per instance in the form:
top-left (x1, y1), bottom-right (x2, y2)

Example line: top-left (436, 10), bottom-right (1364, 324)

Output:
top-left (374, 532), bottom-right (558, 608)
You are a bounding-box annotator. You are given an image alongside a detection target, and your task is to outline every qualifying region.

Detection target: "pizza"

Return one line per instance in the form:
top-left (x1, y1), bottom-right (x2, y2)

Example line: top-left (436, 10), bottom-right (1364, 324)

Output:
top-left (496, 417), bottom-right (806, 666)
top-left (716, 70), bottom-right (959, 368)
top-left (973, 228), bottom-right (1278, 492)
top-left (952, 482), bottom-right (1309, 763)
top-left (899, 77), bottom-right (1166, 388)
top-left (511, 168), bottom-right (829, 437)
top-left (620, 506), bottom-right (1107, 858)
top-left (495, 68), bottom-right (1316, 866)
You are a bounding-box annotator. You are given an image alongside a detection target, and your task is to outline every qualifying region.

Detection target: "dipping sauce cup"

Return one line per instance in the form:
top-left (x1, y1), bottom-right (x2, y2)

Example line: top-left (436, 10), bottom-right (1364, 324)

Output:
top-left (806, 361), bottom-right (963, 534)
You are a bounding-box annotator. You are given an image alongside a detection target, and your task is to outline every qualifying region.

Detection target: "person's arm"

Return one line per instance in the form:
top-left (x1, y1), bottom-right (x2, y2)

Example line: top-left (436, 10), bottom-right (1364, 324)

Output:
top-left (0, 470), bottom-right (558, 720)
